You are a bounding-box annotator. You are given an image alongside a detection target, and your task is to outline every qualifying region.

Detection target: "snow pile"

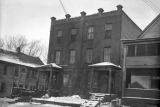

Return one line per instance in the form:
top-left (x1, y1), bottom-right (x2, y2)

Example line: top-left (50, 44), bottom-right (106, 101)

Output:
top-left (32, 95), bottom-right (87, 105)
top-left (81, 100), bottom-right (99, 107)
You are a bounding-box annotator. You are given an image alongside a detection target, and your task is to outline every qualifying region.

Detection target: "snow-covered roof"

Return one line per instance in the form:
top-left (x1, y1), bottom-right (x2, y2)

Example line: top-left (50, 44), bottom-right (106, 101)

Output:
top-left (88, 62), bottom-right (121, 69)
top-left (37, 63), bottom-right (62, 69)
top-left (0, 49), bottom-right (44, 68)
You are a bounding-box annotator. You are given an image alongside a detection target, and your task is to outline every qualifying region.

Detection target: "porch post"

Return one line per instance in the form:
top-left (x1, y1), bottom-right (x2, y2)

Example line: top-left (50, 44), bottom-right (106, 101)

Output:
top-left (89, 68), bottom-right (94, 93)
top-left (48, 68), bottom-right (53, 96)
top-left (108, 68), bottom-right (112, 94)
top-left (36, 70), bottom-right (40, 89)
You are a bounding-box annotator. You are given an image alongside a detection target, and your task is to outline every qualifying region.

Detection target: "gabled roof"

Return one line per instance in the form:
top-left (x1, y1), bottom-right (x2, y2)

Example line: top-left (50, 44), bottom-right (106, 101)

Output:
top-left (0, 48), bottom-right (44, 68)
top-left (138, 13), bottom-right (160, 39)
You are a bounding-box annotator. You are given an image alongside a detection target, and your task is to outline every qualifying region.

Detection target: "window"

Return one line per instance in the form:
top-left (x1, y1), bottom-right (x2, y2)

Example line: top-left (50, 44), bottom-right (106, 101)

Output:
top-left (57, 30), bottom-right (63, 37)
top-left (71, 28), bottom-right (77, 41)
top-left (69, 50), bottom-right (76, 64)
top-left (127, 45), bottom-right (136, 56)
top-left (86, 49), bottom-right (93, 63)
top-left (55, 51), bottom-right (61, 64)
top-left (104, 23), bottom-right (112, 39)
top-left (130, 75), bottom-right (160, 90)
top-left (0, 83), bottom-right (5, 92)
top-left (19, 84), bottom-right (23, 88)
top-left (146, 43), bottom-right (160, 56)
top-left (104, 47), bottom-right (111, 62)
top-left (63, 74), bottom-right (70, 87)
top-left (14, 66), bottom-right (19, 76)
top-left (127, 70), bottom-right (160, 90)
top-left (87, 26), bottom-right (94, 39)
top-left (137, 44), bottom-right (146, 56)
top-left (3, 65), bottom-right (7, 75)
top-left (31, 70), bottom-right (36, 78)
top-left (21, 68), bottom-right (26, 73)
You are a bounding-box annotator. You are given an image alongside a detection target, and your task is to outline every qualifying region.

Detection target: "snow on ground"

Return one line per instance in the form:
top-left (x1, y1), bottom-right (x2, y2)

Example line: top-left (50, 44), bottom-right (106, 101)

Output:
top-left (32, 95), bottom-right (87, 105)
top-left (7, 102), bottom-right (70, 107)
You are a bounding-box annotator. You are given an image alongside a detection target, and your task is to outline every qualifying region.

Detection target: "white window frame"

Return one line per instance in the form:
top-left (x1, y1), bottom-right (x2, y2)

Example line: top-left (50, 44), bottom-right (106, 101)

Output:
top-left (69, 50), bottom-right (76, 64)
top-left (88, 26), bottom-right (94, 39)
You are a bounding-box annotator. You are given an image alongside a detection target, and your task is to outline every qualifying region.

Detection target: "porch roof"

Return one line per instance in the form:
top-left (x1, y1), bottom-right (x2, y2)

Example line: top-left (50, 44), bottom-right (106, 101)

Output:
top-left (36, 63), bottom-right (62, 69)
top-left (88, 62), bottom-right (121, 69)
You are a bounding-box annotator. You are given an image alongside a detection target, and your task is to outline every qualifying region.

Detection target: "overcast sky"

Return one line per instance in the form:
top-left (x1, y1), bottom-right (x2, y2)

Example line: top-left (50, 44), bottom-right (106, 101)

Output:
top-left (0, 0), bottom-right (160, 47)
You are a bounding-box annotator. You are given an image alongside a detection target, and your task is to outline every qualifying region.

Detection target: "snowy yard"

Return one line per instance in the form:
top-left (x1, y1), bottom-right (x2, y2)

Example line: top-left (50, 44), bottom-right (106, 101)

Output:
top-left (1, 102), bottom-right (70, 107)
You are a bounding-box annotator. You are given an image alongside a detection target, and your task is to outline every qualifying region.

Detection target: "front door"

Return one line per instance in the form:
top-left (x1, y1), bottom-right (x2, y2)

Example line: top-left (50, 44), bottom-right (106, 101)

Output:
top-left (99, 72), bottom-right (109, 93)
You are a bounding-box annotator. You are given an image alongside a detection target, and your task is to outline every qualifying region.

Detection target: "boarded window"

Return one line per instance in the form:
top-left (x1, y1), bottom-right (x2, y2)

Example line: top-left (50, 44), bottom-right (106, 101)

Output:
top-left (69, 50), bottom-right (76, 64)
top-left (127, 45), bottom-right (135, 56)
top-left (86, 49), bottom-right (93, 63)
top-left (104, 47), bottom-right (111, 62)
top-left (55, 51), bottom-right (61, 64)
top-left (104, 24), bottom-right (112, 39)
top-left (87, 26), bottom-right (94, 39)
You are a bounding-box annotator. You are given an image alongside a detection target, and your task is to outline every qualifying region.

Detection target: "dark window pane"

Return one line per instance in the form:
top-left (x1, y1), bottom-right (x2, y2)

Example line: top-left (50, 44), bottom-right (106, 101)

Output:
top-left (0, 83), bottom-right (5, 92)
top-left (3, 65), bottom-right (7, 75)
top-left (158, 43), bottom-right (160, 55)
top-left (14, 67), bottom-right (19, 76)
top-left (127, 45), bottom-right (135, 56)
top-left (137, 44), bottom-right (146, 56)
top-left (147, 44), bottom-right (158, 56)
top-left (105, 30), bottom-right (111, 39)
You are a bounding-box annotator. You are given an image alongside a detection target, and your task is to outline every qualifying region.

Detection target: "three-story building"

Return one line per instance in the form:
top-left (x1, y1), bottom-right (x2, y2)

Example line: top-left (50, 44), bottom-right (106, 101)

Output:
top-left (48, 5), bottom-right (142, 97)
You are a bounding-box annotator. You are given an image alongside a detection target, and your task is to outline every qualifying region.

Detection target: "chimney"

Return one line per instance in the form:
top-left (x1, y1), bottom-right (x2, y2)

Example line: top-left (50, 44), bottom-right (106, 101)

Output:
top-left (51, 17), bottom-right (56, 21)
top-left (98, 8), bottom-right (104, 15)
top-left (65, 14), bottom-right (71, 21)
top-left (80, 11), bottom-right (86, 17)
top-left (117, 5), bottom-right (123, 11)
top-left (16, 47), bottom-right (21, 53)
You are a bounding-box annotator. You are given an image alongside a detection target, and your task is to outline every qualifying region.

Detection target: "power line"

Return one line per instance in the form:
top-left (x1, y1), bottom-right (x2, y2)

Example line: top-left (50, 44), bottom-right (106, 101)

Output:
top-left (58, 0), bottom-right (68, 15)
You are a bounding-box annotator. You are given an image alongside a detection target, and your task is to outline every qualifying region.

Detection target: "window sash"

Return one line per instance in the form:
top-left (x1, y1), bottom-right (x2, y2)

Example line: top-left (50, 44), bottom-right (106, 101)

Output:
top-left (127, 45), bottom-right (136, 56)
top-left (104, 48), bottom-right (111, 62)
top-left (55, 51), bottom-right (61, 64)
top-left (57, 30), bottom-right (63, 37)
top-left (105, 24), bottom-right (112, 30)
top-left (70, 50), bottom-right (76, 64)
top-left (87, 49), bottom-right (93, 63)
top-left (88, 27), bottom-right (94, 39)
top-left (71, 29), bottom-right (77, 35)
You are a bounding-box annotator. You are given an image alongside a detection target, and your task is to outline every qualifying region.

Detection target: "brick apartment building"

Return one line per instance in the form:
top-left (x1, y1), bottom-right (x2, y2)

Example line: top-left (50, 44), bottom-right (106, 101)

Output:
top-left (48, 5), bottom-right (142, 97)
top-left (122, 14), bottom-right (160, 107)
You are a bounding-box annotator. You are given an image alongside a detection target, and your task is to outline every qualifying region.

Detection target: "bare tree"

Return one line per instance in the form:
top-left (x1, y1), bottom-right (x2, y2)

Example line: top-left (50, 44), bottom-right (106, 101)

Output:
top-left (0, 37), bottom-right (4, 48)
top-left (4, 35), bottom-right (28, 52)
top-left (2, 35), bottom-right (47, 63)
top-left (26, 40), bottom-right (43, 56)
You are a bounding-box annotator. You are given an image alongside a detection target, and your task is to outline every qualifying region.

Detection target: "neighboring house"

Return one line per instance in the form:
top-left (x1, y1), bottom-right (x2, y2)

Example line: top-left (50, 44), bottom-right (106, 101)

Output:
top-left (48, 5), bottom-right (142, 97)
top-left (0, 48), bottom-right (45, 97)
top-left (122, 14), bottom-right (160, 107)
